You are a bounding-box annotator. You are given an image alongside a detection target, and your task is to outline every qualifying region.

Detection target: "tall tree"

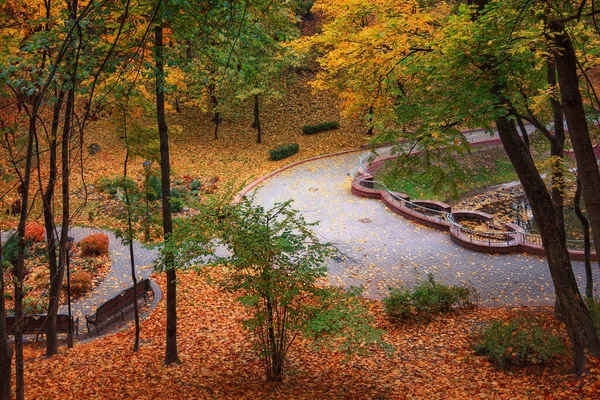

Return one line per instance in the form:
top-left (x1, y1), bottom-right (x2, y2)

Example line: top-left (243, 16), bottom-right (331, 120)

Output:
top-left (549, 15), bottom-right (600, 270)
top-left (154, 14), bottom-right (180, 365)
top-left (306, 0), bottom-right (600, 373)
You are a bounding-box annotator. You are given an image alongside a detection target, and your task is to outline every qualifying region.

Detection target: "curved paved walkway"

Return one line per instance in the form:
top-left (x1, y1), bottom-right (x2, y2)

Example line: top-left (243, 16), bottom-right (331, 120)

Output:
top-left (58, 227), bottom-right (157, 327)
top-left (250, 150), bottom-right (600, 307)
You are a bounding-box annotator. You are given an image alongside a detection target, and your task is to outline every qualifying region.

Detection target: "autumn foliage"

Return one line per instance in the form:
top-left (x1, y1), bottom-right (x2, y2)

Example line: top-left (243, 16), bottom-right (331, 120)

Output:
top-left (68, 270), bottom-right (93, 297)
top-left (14, 271), bottom-right (600, 399)
top-left (24, 223), bottom-right (45, 243)
top-left (79, 234), bottom-right (109, 257)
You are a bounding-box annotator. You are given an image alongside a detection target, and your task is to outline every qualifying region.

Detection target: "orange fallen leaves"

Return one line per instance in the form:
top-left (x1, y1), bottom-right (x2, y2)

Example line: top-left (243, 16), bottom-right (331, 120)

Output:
top-left (15, 269), bottom-right (600, 399)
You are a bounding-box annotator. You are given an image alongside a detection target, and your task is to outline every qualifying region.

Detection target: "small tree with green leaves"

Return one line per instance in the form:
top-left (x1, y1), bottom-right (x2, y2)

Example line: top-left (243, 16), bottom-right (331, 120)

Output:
top-left (207, 200), bottom-right (383, 382)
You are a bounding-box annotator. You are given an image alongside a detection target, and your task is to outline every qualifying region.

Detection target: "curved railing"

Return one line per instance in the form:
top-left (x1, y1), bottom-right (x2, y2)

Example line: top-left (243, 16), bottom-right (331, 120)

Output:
top-left (350, 147), bottom-right (595, 258)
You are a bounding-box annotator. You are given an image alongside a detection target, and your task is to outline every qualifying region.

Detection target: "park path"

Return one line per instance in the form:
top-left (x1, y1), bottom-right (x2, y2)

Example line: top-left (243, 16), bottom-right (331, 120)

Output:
top-left (250, 138), bottom-right (599, 306)
top-left (58, 227), bottom-right (157, 326)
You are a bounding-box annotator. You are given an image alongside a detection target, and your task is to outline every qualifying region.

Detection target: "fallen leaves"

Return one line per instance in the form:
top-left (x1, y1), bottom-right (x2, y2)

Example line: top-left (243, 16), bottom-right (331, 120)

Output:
top-left (16, 270), bottom-right (600, 399)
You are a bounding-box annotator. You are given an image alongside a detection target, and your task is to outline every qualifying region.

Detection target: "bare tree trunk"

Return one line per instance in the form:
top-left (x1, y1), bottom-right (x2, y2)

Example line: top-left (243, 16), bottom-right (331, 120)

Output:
top-left (155, 22), bottom-right (180, 365)
top-left (44, 89), bottom-right (65, 357)
top-left (0, 232), bottom-right (13, 400)
top-left (574, 175), bottom-right (593, 299)
top-left (496, 115), bottom-right (600, 374)
top-left (254, 94), bottom-right (262, 144)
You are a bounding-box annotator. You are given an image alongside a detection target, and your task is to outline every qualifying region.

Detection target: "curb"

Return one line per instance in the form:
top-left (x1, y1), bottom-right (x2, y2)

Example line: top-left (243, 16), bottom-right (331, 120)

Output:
top-left (233, 147), bottom-right (368, 204)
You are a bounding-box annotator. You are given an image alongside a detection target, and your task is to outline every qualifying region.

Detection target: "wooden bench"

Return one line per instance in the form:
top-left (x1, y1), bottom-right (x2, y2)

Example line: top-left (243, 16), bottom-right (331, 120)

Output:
top-left (85, 278), bottom-right (151, 335)
top-left (5, 314), bottom-right (79, 339)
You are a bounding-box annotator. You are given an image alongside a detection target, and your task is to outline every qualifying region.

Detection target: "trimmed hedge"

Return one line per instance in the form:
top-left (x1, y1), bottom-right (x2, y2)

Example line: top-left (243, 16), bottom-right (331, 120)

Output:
top-left (302, 121), bottom-right (339, 135)
top-left (269, 143), bottom-right (299, 161)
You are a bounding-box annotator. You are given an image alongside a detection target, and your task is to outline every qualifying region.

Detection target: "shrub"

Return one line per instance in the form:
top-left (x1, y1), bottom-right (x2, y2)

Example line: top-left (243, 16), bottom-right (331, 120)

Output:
top-left (96, 176), bottom-right (136, 196)
top-left (2, 234), bottom-right (19, 268)
top-left (269, 143), bottom-right (299, 161)
top-left (302, 121), bottom-right (339, 135)
top-left (170, 187), bottom-right (184, 213)
top-left (474, 314), bottom-right (566, 368)
top-left (207, 200), bottom-right (383, 382)
top-left (23, 296), bottom-right (48, 314)
top-left (190, 179), bottom-right (202, 191)
top-left (69, 270), bottom-right (92, 296)
top-left (25, 223), bottom-right (45, 242)
top-left (96, 177), bottom-right (118, 195)
top-left (383, 274), bottom-right (476, 322)
top-left (79, 233), bottom-right (109, 256)
top-left (147, 175), bottom-right (162, 201)
top-left (383, 287), bottom-right (412, 321)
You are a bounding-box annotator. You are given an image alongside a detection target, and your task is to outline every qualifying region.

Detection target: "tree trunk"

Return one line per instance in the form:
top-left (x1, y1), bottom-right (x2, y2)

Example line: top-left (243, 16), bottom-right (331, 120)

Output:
top-left (496, 115), bottom-right (600, 374)
top-left (550, 23), bottom-right (600, 269)
top-left (547, 59), bottom-right (566, 227)
top-left (57, 84), bottom-right (75, 350)
top-left (44, 89), bottom-right (65, 357)
top-left (209, 84), bottom-right (220, 140)
top-left (367, 106), bottom-right (374, 136)
top-left (574, 175), bottom-right (593, 299)
top-left (0, 232), bottom-right (13, 400)
top-left (14, 113), bottom-right (37, 400)
top-left (122, 109), bottom-right (140, 352)
top-left (254, 94), bottom-right (262, 144)
top-left (155, 22), bottom-right (180, 365)
top-left (129, 238), bottom-right (140, 352)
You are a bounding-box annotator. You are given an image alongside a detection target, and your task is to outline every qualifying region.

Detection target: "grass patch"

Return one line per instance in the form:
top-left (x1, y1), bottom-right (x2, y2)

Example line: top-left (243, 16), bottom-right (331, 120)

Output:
top-left (375, 146), bottom-right (519, 201)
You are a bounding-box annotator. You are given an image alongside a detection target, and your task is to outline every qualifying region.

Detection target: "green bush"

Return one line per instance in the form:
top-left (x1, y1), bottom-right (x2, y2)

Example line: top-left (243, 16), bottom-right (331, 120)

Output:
top-left (147, 175), bottom-right (162, 201)
top-left (474, 314), bottom-right (566, 368)
top-left (22, 295), bottom-right (48, 315)
top-left (383, 287), bottom-right (412, 321)
top-left (269, 143), bottom-right (300, 161)
top-left (170, 187), bottom-right (184, 213)
top-left (96, 176), bottom-right (136, 196)
top-left (383, 274), bottom-right (476, 322)
top-left (2, 234), bottom-right (19, 268)
top-left (190, 179), bottom-right (202, 192)
top-left (302, 121), bottom-right (340, 135)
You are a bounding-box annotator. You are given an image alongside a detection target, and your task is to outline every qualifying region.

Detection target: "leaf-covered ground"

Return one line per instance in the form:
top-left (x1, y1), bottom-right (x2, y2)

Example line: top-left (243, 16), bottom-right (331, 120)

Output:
top-left (18, 270), bottom-right (600, 399)
top-left (83, 77), bottom-right (368, 194)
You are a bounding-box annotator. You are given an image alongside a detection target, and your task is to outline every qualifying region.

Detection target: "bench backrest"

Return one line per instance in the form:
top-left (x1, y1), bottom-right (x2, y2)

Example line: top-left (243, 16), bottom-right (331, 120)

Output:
top-left (95, 279), bottom-right (150, 320)
top-left (5, 314), bottom-right (74, 334)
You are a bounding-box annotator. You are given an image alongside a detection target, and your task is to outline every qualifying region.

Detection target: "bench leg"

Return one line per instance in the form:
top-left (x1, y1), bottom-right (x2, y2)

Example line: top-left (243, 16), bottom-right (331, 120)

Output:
top-left (95, 324), bottom-right (100, 337)
top-left (86, 321), bottom-right (91, 334)
top-left (143, 293), bottom-right (148, 305)
top-left (121, 310), bottom-right (125, 320)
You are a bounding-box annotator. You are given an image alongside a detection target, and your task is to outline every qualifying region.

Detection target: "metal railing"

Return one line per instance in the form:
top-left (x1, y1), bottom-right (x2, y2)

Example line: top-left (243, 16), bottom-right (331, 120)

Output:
top-left (387, 191), bottom-right (449, 223)
top-left (351, 148), bottom-right (591, 254)
top-left (449, 220), bottom-right (518, 246)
